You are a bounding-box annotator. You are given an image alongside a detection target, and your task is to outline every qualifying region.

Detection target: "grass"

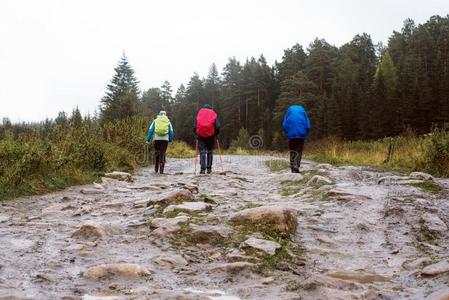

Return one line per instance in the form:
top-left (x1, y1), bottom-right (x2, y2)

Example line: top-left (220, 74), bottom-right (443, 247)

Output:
top-left (227, 219), bottom-right (303, 275)
top-left (265, 159), bottom-right (290, 172)
top-left (279, 170), bottom-right (330, 197)
top-left (410, 182), bottom-right (443, 193)
top-left (304, 129), bottom-right (449, 177)
top-left (0, 115), bottom-right (199, 201)
top-left (166, 141), bottom-right (196, 158)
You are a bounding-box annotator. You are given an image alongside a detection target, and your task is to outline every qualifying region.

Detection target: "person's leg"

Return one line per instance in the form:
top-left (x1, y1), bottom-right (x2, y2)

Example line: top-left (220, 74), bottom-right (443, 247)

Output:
top-left (295, 139), bottom-right (305, 170)
top-left (289, 139), bottom-right (300, 173)
top-left (154, 141), bottom-right (161, 173)
top-left (198, 138), bottom-right (207, 174)
top-left (206, 137), bottom-right (215, 173)
top-left (159, 141), bottom-right (168, 174)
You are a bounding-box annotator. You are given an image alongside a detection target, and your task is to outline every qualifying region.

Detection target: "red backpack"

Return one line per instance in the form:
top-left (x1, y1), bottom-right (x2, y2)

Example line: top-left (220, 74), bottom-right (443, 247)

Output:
top-left (196, 108), bottom-right (217, 138)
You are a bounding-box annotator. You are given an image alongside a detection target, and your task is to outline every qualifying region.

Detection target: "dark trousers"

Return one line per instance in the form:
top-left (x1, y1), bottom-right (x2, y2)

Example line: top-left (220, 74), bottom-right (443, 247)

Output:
top-left (198, 137), bottom-right (215, 171)
top-left (288, 138), bottom-right (305, 173)
top-left (154, 140), bottom-right (168, 174)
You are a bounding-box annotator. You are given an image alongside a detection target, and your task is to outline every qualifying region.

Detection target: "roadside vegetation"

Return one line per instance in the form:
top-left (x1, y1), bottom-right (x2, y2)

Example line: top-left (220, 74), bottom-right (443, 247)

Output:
top-left (0, 112), bottom-right (147, 201)
top-left (304, 128), bottom-right (449, 177)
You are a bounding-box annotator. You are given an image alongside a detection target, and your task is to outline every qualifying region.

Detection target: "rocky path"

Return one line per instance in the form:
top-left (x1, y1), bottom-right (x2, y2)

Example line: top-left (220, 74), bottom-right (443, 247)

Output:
top-left (1, 156), bottom-right (449, 300)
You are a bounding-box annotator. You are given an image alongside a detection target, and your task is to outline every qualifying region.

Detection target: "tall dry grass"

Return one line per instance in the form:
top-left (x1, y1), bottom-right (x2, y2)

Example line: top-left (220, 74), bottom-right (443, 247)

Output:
top-left (304, 128), bottom-right (449, 177)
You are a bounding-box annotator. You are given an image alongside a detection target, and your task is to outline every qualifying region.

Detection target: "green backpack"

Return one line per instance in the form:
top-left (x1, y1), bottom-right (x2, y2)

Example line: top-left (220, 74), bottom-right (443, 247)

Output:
top-left (154, 115), bottom-right (170, 136)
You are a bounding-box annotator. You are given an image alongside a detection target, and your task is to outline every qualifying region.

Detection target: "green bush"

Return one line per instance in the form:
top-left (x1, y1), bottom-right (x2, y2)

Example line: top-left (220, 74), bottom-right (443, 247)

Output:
top-left (418, 129), bottom-right (449, 177)
top-left (0, 116), bottom-right (147, 201)
top-left (230, 128), bottom-right (250, 150)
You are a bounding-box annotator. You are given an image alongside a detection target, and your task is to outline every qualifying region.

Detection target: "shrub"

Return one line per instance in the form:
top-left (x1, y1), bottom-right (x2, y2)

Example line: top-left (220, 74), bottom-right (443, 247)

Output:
top-left (167, 141), bottom-right (196, 158)
top-left (0, 115), bottom-right (144, 201)
top-left (418, 129), bottom-right (449, 177)
top-left (230, 128), bottom-right (250, 150)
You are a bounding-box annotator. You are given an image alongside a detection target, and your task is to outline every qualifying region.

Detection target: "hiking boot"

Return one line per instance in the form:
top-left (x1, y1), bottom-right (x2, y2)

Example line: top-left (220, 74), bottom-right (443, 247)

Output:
top-left (291, 167), bottom-right (300, 173)
top-left (207, 169), bottom-right (212, 174)
top-left (200, 169), bottom-right (206, 174)
top-left (159, 163), bottom-right (165, 174)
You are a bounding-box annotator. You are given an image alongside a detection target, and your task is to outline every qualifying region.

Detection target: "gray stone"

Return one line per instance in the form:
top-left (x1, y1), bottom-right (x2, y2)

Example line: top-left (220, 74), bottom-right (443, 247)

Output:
top-left (326, 270), bottom-right (391, 283)
top-left (402, 257), bottom-right (432, 270)
top-left (82, 263), bottom-right (151, 280)
top-left (426, 288), bottom-right (449, 300)
top-left (422, 260), bottom-right (449, 276)
top-left (410, 171), bottom-right (434, 181)
top-left (230, 206), bottom-right (297, 234)
top-left (65, 242), bottom-right (97, 251)
top-left (275, 173), bottom-right (304, 182)
top-left (0, 214), bottom-right (10, 223)
top-left (261, 277), bottom-right (275, 284)
top-left (104, 171), bottom-right (133, 182)
top-left (150, 215), bottom-right (190, 236)
top-left (157, 189), bottom-right (195, 204)
top-left (41, 203), bottom-right (68, 215)
top-left (154, 253), bottom-right (188, 267)
top-left (126, 184), bottom-right (162, 191)
top-left (421, 213), bottom-right (448, 234)
top-left (226, 252), bottom-right (261, 263)
top-left (80, 188), bottom-right (104, 195)
top-left (189, 225), bottom-right (232, 244)
top-left (317, 163), bottom-right (333, 170)
top-left (82, 296), bottom-right (128, 300)
top-left (163, 202), bottom-right (212, 213)
top-left (71, 222), bottom-right (119, 241)
top-left (307, 175), bottom-right (333, 186)
top-left (241, 237), bottom-right (281, 256)
top-left (209, 262), bottom-right (256, 273)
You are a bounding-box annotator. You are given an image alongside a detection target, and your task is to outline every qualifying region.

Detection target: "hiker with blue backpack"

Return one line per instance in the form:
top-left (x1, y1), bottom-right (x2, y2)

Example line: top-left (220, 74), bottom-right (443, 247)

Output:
top-left (282, 104), bottom-right (311, 173)
top-left (194, 104), bottom-right (221, 174)
top-left (146, 111), bottom-right (174, 174)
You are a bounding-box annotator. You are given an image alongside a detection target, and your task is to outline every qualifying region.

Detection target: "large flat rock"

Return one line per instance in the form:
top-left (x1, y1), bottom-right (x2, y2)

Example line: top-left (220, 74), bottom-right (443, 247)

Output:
top-left (83, 263), bottom-right (151, 280)
top-left (230, 206), bottom-right (297, 234)
top-left (241, 237), bottom-right (281, 256)
top-left (163, 202), bottom-right (212, 213)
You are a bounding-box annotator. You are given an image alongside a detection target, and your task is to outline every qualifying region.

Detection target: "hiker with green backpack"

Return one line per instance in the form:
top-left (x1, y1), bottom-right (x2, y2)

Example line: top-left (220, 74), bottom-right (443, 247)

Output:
top-left (146, 111), bottom-right (174, 174)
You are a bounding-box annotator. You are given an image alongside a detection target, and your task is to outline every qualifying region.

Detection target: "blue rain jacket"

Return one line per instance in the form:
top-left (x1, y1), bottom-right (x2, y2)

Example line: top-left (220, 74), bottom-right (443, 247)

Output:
top-left (282, 105), bottom-right (311, 140)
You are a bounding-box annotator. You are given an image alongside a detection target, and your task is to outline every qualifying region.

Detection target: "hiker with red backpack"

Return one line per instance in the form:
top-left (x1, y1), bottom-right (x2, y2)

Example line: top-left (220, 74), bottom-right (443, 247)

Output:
top-left (146, 111), bottom-right (174, 174)
top-left (194, 104), bottom-right (220, 174)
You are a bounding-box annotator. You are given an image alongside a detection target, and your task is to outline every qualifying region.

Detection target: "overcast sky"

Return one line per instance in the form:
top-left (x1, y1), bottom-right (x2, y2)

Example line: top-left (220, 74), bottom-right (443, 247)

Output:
top-left (1, 0), bottom-right (447, 122)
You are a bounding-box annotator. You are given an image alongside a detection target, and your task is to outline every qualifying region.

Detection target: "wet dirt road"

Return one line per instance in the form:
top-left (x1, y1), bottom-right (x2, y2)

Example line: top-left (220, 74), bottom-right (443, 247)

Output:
top-left (1, 155), bottom-right (449, 300)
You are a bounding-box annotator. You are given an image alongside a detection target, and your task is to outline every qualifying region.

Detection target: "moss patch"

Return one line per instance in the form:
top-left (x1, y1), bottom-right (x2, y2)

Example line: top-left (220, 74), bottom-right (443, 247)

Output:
top-left (228, 220), bottom-right (304, 274)
top-left (279, 170), bottom-right (331, 197)
top-left (266, 160), bottom-right (290, 172)
top-left (410, 182), bottom-right (442, 193)
top-left (243, 238), bottom-right (303, 275)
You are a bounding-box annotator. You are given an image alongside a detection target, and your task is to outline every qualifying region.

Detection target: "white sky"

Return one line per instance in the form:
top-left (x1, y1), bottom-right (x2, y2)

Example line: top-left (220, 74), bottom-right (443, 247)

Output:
top-left (0, 0), bottom-right (447, 122)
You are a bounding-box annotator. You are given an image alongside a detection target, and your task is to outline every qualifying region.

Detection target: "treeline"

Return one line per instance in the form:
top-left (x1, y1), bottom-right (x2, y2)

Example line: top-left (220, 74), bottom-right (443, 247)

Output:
top-left (124, 15), bottom-right (448, 148)
top-left (3, 16), bottom-right (448, 149)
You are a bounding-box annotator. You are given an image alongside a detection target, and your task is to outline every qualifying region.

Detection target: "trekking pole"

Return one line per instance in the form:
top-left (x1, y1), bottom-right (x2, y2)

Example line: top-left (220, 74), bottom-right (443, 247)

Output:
top-left (194, 139), bottom-right (199, 174)
top-left (216, 139), bottom-right (224, 173)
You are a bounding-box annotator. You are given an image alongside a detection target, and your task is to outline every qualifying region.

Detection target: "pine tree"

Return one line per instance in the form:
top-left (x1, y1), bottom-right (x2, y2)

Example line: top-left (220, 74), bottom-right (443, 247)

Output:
top-left (142, 88), bottom-right (162, 118)
top-left (373, 50), bottom-right (400, 136)
top-left (100, 53), bottom-right (140, 123)
top-left (160, 81), bottom-right (173, 115)
top-left (70, 107), bottom-right (83, 128)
